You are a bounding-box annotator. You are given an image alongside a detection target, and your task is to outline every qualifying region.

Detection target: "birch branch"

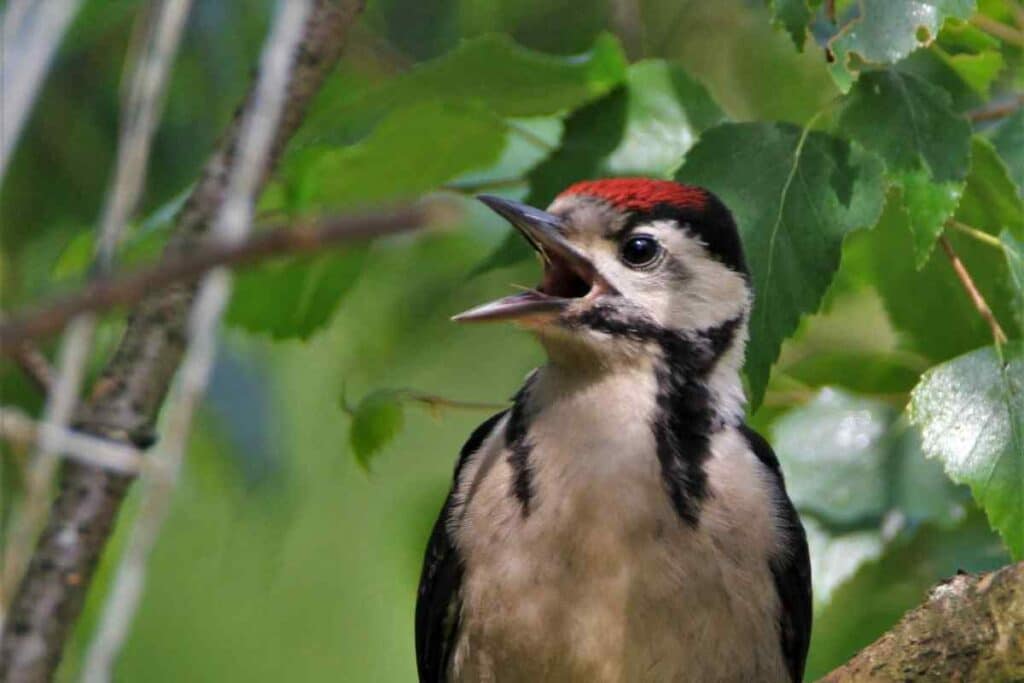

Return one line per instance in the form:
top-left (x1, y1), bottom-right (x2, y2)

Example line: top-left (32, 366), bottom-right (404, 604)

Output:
top-left (81, 3), bottom-right (314, 676)
top-left (0, 1), bottom-right (365, 680)
top-left (0, 0), bottom-right (192, 649)
top-left (0, 0), bottom-right (84, 180)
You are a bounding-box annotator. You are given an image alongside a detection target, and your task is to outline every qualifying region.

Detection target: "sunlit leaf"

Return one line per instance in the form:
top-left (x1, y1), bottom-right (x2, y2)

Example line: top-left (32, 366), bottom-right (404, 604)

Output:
top-left (677, 122), bottom-right (885, 407)
top-left (909, 342), bottom-right (1024, 558)
top-left (348, 389), bottom-right (406, 470)
top-left (774, 389), bottom-right (893, 524)
top-left (827, 0), bottom-right (977, 91)
top-left (774, 388), bottom-right (961, 527)
top-left (227, 248), bottom-right (367, 340)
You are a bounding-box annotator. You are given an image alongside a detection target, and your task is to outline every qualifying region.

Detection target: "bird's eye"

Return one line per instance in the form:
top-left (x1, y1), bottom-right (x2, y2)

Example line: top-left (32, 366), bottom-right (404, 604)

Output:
top-left (620, 235), bottom-right (661, 268)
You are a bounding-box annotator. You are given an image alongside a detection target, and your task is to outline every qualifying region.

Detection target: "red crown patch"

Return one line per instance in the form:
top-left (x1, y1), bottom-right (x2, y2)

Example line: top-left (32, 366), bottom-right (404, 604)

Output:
top-left (557, 178), bottom-right (707, 214)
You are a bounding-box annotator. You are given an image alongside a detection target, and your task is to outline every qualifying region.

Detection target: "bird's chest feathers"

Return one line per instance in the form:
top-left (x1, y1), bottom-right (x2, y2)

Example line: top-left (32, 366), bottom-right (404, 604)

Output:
top-left (451, 366), bottom-right (785, 682)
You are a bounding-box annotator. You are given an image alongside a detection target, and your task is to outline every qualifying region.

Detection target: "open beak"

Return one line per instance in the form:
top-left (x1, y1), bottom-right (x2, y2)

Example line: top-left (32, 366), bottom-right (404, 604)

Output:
top-left (453, 195), bottom-right (611, 323)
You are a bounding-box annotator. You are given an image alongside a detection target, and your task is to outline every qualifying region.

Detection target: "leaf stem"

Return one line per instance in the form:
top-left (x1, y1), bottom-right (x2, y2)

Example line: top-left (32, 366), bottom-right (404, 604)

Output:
top-left (505, 120), bottom-right (556, 152)
top-left (970, 14), bottom-right (1024, 47)
top-left (938, 235), bottom-right (1009, 347)
top-left (946, 219), bottom-right (1005, 249)
top-left (443, 176), bottom-right (527, 195)
top-left (402, 390), bottom-right (508, 413)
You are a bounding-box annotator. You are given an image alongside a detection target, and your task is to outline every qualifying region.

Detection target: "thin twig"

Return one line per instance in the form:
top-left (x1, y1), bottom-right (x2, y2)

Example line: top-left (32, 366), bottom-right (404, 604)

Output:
top-left (0, 408), bottom-right (143, 475)
top-left (1009, 0), bottom-right (1024, 30)
top-left (443, 177), bottom-right (526, 195)
top-left (946, 219), bottom-right (1005, 250)
top-left (967, 93), bottom-right (1024, 122)
top-left (826, 0), bottom-right (837, 23)
top-left (939, 236), bottom-right (1009, 346)
top-left (404, 391), bottom-right (508, 414)
top-left (0, 206), bottom-right (436, 353)
top-left (81, 2), bottom-right (314, 679)
top-left (9, 345), bottom-right (54, 393)
top-left (970, 13), bottom-right (1024, 47)
top-left (0, 0), bottom-right (85, 180)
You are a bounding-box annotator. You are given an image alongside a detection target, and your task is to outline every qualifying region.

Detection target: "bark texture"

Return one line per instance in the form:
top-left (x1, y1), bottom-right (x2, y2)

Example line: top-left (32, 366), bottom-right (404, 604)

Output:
top-left (0, 2), bottom-right (364, 680)
top-left (822, 561), bottom-right (1024, 682)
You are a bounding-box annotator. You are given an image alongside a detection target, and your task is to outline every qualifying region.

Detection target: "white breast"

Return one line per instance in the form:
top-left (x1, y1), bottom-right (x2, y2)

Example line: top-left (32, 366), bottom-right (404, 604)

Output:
top-left (449, 365), bottom-right (789, 683)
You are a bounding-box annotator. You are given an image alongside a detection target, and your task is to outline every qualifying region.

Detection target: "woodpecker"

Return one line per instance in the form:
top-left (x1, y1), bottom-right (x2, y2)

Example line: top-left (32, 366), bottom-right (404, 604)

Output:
top-left (416, 179), bottom-right (812, 683)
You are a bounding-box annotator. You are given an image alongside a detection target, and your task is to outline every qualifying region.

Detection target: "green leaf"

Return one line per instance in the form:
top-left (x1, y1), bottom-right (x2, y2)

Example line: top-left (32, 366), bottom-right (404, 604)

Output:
top-left (909, 343), bottom-right (1024, 558)
top-left (936, 47), bottom-right (1004, 96)
top-left (955, 137), bottom-right (1024, 241)
top-left (301, 33), bottom-right (628, 146)
top-left (474, 60), bottom-right (725, 275)
top-left (227, 248), bottom-right (366, 340)
top-left (838, 69), bottom-right (971, 265)
top-left (1002, 231), bottom-right (1024, 336)
top-left (852, 189), bottom-right (1016, 360)
top-left (827, 0), bottom-right (978, 91)
top-left (282, 101), bottom-right (507, 212)
top-left (677, 122), bottom-right (885, 407)
top-left (898, 170), bottom-right (962, 266)
top-left (348, 389), bottom-right (406, 470)
top-left (991, 110), bottom-right (1024, 197)
top-left (768, 0), bottom-right (813, 51)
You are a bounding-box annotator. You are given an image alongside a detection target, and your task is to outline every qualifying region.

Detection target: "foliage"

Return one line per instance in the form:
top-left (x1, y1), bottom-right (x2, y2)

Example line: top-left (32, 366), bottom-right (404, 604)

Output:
top-left (1, 0), bottom-right (1022, 680)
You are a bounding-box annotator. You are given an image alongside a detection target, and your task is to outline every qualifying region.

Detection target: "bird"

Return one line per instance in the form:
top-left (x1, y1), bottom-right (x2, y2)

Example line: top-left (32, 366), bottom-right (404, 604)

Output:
top-left (415, 178), bottom-right (812, 683)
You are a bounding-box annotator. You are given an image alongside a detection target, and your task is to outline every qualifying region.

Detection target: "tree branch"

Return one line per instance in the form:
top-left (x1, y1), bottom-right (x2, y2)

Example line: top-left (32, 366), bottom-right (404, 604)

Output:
top-left (9, 346), bottom-right (53, 394)
top-left (822, 561), bottom-right (1024, 681)
top-left (0, 1), bottom-right (366, 679)
top-left (0, 206), bottom-right (435, 354)
top-left (938, 235), bottom-right (1009, 346)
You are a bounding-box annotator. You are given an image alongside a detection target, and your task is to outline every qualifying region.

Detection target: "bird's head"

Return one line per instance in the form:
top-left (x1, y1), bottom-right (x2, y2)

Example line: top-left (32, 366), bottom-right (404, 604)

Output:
top-left (455, 178), bottom-right (751, 376)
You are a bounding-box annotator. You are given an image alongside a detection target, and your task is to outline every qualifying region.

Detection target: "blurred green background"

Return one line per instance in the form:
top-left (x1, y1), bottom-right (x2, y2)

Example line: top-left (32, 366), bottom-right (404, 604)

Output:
top-left (1, 0), bottom-right (1018, 680)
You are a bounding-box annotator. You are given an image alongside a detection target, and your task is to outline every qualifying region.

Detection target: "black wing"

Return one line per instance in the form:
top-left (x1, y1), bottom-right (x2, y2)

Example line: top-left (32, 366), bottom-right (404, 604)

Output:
top-left (739, 424), bottom-right (812, 683)
top-left (415, 412), bottom-right (506, 683)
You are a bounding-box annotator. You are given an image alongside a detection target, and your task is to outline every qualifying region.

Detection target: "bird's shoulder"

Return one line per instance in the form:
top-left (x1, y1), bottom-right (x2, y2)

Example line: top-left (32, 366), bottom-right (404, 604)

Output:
top-left (737, 423), bottom-right (812, 683)
top-left (415, 410), bottom-right (507, 683)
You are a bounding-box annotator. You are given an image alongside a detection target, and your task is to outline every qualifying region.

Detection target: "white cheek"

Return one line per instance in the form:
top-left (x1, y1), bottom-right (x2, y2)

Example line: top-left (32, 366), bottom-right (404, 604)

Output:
top-left (595, 222), bottom-right (749, 333)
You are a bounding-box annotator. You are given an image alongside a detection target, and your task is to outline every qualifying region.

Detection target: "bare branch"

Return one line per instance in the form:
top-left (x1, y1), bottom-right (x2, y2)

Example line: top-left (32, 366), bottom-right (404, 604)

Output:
top-left (968, 93), bottom-right (1024, 123)
top-left (0, 408), bottom-right (143, 476)
top-left (823, 562), bottom-right (1024, 681)
top-left (0, 206), bottom-right (436, 354)
top-left (9, 346), bottom-right (53, 394)
top-left (81, 3), bottom-right (314, 675)
top-left (0, 1), bottom-right (366, 679)
top-left (0, 0), bottom-right (85, 180)
top-left (938, 236), bottom-right (1009, 346)
top-left (970, 13), bottom-right (1024, 47)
